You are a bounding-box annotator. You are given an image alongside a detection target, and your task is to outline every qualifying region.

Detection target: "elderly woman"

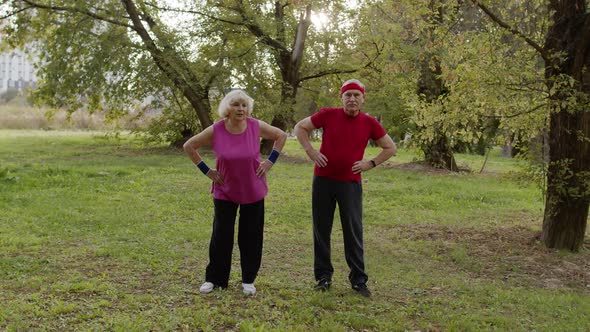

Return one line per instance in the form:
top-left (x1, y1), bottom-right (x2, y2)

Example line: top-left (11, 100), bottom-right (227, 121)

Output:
top-left (183, 89), bottom-right (287, 295)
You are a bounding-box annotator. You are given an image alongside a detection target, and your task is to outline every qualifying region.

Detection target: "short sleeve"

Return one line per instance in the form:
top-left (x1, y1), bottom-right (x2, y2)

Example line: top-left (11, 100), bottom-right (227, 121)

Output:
top-left (369, 116), bottom-right (387, 141)
top-left (310, 108), bottom-right (329, 129)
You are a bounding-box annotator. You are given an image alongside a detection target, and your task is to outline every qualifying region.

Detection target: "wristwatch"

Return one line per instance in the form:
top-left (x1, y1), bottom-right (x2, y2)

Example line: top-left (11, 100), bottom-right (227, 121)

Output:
top-left (370, 160), bottom-right (377, 168)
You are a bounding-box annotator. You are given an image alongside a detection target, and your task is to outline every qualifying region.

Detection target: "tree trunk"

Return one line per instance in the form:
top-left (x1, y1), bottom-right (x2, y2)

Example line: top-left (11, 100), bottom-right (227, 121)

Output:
top-left (423, 134), bottom-right (458, 171)
top-left (122, 0), bottom-right (213, 131)
top-left (259, 116), bottom-right (287, 152)
top-left (541, 0), bottom-right (590, 251)
top-left (171, 128), bottom-right (195, 149)
top-left (542, 110), bottom-right (590, 250)
top-left (260, 84), bottom-right (296, 153)
top-left (259, 4), bottom-right (312, 153)
top-left (417, 54), bottom-right (458, 171)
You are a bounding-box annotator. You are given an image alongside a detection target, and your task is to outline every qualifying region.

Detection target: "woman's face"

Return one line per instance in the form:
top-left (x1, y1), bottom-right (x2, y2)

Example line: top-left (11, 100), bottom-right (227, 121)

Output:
top-left (228, 99), bottom-right (248, 121)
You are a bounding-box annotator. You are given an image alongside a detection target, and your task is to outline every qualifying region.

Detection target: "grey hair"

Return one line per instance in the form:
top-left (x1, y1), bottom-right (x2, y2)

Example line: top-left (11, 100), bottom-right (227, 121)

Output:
top-left (217, 89), bottom-right (254, 118)
top-left (341, 79), bottom-right (365, 89)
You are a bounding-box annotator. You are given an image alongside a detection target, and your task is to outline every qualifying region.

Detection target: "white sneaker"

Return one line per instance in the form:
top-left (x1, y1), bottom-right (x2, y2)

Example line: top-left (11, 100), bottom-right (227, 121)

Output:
top-left (199, 282), bottom-right (215, 294)
top-left (242, 283), bottom-right (256, 295)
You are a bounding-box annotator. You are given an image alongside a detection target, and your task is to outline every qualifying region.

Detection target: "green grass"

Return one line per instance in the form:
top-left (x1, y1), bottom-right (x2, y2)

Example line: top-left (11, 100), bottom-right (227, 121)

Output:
top-left (1, 130), bottom-right (589, 331)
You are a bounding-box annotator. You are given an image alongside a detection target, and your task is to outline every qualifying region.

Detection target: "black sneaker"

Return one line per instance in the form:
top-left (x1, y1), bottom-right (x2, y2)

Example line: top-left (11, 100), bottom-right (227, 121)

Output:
top-left (314, 279), bottom-right (331, 291)
top-left (352, 283), bottom-right (371, 298)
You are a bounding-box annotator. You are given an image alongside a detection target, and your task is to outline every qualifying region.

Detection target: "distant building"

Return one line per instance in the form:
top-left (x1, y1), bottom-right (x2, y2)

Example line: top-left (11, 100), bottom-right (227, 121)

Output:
top-left (0, 49), bottom-right (38, 94)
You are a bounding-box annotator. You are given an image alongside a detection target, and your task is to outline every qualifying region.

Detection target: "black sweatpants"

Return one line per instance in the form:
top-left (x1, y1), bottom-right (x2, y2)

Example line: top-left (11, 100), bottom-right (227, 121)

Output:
top-left (312, 176), bottom-right (368, 286)
top-left (205, 198), bottom-right (264, 287)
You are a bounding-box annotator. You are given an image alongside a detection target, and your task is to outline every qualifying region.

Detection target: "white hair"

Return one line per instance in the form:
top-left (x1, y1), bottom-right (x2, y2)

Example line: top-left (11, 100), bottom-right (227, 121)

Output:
top-left (341, 79), bottom-right (365, 89)
top-left (217, 89), bottom-right (254, 118)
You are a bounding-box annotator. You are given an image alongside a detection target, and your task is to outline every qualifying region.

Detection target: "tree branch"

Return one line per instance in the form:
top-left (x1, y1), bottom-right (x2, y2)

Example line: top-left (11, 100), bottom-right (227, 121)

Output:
top-left (484, 103), bottom-right (547, 119)
top-left (503, 84), bottom-right (547, 94)
top-left (19, 0), bottom-right (134, 29)
top-left (233, 5), bottom-right (289, 53)
top-left (274, 1), bottom-right (285, 45)
top-left (144, 2), bottom-right (242, 26)
top-left (0, 5), bottom-right (32, 19)
top-left (298, 41), bottom-right (383, 84)
top-left (472, 0), bottom-right (549, 63)
top-left (121, 0), bottom-right (211, 127)
top-left (205, 38), bottom-right (229, 89)
top-left (291, 4), bottom-right (312, 68)
top-left (227, 40), bottom-right (261, 59)
top-left (145, 2), bottom-right (289, 53)
top-left (298, 68), bottom-right (359, 83)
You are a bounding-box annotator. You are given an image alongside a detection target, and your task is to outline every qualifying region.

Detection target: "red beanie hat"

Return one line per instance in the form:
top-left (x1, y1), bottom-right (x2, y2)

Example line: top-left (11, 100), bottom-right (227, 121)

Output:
top-left (340, 82), bottom-right (365, 96)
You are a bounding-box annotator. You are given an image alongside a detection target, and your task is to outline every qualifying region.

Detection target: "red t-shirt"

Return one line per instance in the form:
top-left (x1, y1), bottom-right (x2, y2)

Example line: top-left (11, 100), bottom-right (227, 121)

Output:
top-left (310, 107), bottom-right (387, 182)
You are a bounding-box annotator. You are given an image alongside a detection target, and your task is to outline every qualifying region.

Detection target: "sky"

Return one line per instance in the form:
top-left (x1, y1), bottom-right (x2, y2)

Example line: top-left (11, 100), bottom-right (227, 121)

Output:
top-left (157, 0), bottom-right (361, 31)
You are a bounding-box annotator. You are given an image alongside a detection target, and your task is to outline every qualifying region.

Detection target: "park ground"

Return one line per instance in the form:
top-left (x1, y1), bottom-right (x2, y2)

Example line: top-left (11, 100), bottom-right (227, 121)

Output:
top-left (0, 130), bottom-right (589, 331)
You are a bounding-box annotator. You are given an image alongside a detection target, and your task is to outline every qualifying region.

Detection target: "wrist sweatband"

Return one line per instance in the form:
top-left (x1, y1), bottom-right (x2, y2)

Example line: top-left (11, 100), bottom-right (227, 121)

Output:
top-left (267, 149), bottom-right (280, 164)
top-left (196, 161), bottom-right (210, 175)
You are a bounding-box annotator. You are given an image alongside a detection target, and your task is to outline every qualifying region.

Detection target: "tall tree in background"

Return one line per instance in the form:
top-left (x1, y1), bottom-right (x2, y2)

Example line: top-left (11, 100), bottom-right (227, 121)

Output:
top-left (473, 0), bottom-right (589, 251)
top-left (415, 0), bottom-right (458, 170)
top-left (347, 2), bottom-right (412, 142)
top-left (434, 1), bottom-right (549, 161)
top-left (207, 0), bottom-right (375, 151)
top-left (364, 0), bottom-right (465, 170)
top-left (1, 0), bottom-right (219, 138)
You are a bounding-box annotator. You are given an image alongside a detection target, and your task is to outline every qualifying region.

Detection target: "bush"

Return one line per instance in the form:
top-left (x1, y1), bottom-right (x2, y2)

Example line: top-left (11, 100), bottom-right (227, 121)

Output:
top-left (1, 87), bottom-right (20, 103)
top-left (137, 97), bottom-right (202, 147)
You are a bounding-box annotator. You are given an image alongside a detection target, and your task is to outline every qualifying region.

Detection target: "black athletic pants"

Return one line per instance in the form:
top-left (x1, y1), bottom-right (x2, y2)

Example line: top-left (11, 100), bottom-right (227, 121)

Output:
top-left (205, 198), bottom-right (264, 287)
top-left (312, 176), bottom-right (368, 286)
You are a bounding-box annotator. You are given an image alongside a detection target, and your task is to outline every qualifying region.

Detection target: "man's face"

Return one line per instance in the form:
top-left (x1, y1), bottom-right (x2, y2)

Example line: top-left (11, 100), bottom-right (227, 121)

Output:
top-left (341, 89), bottom-right (365, 116)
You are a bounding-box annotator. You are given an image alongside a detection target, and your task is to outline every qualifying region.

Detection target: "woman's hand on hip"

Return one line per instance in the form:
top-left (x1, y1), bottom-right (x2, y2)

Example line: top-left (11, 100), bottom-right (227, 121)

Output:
top-left (207, 169), bottom-right (224, 185)
top-left (256, 160), bottom-right (273, 177)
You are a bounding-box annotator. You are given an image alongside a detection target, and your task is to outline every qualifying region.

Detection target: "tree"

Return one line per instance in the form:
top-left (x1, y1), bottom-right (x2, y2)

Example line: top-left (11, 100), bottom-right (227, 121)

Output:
top-left (439, 1), bottom-right (548, 160)
top-left (415, 1), bottom-right (460, 171)
top-left (2, 1), bottom-right (377, 148)
top-left (473, 0), bottom-right (589, 251)
top-left (342, 2), bottom-right (413, 143)
top-left (367, 0), bottom-right (551, 170)
top-left (195, 0), bottom-right (377, 151)
top-left (1, 0), bottom-right (233, 144)
top-left (363, 0), bottom-right (467, 170)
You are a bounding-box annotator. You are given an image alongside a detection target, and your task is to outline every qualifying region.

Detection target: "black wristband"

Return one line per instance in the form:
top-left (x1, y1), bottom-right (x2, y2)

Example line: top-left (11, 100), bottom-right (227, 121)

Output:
top-left (268, 149), bottom-right (280, 164)
top-left (370, 160), bottom-right (377, 168)
top-left (196, 161), bottom-right (210, 175)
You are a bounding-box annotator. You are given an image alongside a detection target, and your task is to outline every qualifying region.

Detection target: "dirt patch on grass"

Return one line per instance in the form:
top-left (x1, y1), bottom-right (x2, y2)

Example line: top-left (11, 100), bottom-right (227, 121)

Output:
top-left (279, 158), bottom-right (473, 174)
top-left (382, 161), bottom-right (471, 174)
top-left (392, 223), bottom-right (590, 292)
top-left (278, 153), bottom-right (311, 165)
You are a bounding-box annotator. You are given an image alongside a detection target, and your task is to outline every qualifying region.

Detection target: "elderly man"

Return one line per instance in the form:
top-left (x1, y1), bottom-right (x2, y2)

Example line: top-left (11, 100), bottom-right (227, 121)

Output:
top-left (294, 79), bottom-right (396, 298)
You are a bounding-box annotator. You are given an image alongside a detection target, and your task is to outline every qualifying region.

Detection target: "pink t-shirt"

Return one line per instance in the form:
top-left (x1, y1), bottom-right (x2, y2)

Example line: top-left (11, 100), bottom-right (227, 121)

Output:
top-left (211, 117), bottom-right (268, 204)
top-left (311, 107), bottom-right (387, 182)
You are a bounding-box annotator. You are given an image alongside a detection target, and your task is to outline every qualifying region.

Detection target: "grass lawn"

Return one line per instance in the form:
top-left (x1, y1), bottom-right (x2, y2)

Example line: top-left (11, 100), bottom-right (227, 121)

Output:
top-left (0, 130), bottom-right (588, 331)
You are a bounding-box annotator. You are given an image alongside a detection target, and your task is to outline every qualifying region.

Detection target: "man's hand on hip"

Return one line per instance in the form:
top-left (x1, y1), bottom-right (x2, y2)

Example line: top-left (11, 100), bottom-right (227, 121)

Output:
top-left (306, 148), bottom-right (328, 167)
top-left (352, 160), bottom-right (374, 174)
